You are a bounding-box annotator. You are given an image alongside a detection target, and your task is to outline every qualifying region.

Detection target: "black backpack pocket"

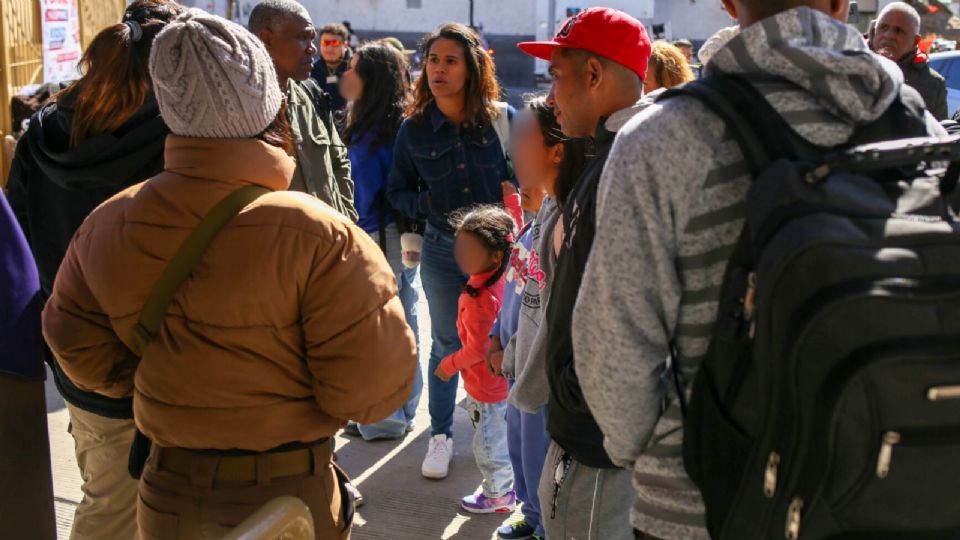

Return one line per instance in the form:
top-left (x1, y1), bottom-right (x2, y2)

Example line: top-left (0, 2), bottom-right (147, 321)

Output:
top-left (685, 357), bottom-right (754, 536)
top-left (823, 349), bottom-right (960, 532)
top-left (774, 337), bottom-right (960, 540)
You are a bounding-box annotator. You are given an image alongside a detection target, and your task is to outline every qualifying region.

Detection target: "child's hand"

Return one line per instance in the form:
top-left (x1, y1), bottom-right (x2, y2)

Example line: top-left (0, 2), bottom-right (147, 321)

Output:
top-left (486, 350), bottom-right (505, 377)
top-left (485, 336), bottom-right (503, 376)
top-left (502, 181), bottom-right (518, 198)
top-left (434, 364), bottom-right (453, 382)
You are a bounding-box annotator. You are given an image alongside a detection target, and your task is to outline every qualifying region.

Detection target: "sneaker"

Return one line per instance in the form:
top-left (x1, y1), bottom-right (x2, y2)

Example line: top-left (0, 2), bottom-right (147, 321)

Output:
top-left (343, 422), bottom-right (362, 438)
top-left (421, 434), bottom-right (453, 479)
top-left (461, 489), bottom-right (516, 514)
top-left (498, 519), bottom-right (535, 539)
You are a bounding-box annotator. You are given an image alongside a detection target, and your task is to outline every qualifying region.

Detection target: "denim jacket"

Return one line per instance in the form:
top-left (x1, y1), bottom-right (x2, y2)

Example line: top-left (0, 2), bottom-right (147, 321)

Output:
top-left (387, 102), bottom-right (513, 232)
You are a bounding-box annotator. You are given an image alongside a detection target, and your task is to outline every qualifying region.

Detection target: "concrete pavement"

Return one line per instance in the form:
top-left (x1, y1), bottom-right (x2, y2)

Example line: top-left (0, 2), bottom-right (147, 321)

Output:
top-left (47, 286), bottom-right (526, 540)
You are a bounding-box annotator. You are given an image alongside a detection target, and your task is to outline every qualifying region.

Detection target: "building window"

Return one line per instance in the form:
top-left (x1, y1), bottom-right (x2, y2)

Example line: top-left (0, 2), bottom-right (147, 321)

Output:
top-left (407, 0), bottom-right (422, 8)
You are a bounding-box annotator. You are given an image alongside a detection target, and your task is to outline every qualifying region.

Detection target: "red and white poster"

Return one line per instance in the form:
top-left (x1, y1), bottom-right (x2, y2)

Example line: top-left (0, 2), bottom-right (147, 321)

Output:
top-left (41, 0), bottom-right (82, 83)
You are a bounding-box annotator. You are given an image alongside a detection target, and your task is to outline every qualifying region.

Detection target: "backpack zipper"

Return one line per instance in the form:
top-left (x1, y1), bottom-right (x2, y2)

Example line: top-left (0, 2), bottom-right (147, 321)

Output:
top-left (785, 497), bottom-right (803, 540)
top-left (927, 385), bottom-right (960, 401)
top-left (763, 451), bottom-right (781, 498)
top-left (874, 424), bottom-right (960, 479)
top-left (875, 431), bottom-right (900, 479)
top-left (744, 272), bottom-right (758, 338)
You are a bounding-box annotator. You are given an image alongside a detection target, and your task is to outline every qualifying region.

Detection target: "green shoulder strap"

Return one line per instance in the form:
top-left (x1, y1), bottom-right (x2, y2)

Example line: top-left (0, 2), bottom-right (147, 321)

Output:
top-left (130, 185), bottom-right (271, 357)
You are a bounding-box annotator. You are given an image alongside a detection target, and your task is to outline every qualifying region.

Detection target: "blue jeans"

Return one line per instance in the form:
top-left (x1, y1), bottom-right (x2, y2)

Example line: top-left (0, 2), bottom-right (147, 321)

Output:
top-left (420, 224), bottom-right (466, 438)
top-left (507, 402), bottom-right (549, 536)
top-left (466, 397), bottom-right (514, 498)
top-left (358, 225), bottom-right (423, 440)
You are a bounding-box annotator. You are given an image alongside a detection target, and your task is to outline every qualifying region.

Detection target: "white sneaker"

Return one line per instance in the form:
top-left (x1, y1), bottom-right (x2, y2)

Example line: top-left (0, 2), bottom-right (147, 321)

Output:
top-left (421, 434), bottom-right (453, 479)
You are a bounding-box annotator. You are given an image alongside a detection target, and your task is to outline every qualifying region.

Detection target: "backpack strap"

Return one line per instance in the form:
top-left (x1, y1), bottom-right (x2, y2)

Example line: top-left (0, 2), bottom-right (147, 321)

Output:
top-left (658, 75), bottom-right (800, 415)
top-left (659, 75), bottom-right (793, 176)
top-left (130, 185), bottom-right (270, 357)
top-left (301, 78), bottom-right (335, 136)
top-left (491, 101), bottom-right (514, 177)
top-left (127, 184), bottom-right (269, 480)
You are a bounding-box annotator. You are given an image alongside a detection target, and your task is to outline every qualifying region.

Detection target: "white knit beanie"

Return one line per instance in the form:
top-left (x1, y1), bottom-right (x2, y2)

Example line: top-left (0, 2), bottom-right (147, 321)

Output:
top-left (149, 8), bottom-right (283, 138)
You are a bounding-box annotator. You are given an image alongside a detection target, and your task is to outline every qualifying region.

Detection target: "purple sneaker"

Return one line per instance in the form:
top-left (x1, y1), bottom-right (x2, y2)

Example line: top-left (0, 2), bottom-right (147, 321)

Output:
top-left (461, 489), bottom-right (516, 514)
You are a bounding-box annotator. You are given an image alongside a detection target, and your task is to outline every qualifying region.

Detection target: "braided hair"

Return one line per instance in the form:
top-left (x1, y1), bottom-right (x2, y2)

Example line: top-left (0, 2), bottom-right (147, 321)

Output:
top-left (451, 205), bottom-right (517, 298)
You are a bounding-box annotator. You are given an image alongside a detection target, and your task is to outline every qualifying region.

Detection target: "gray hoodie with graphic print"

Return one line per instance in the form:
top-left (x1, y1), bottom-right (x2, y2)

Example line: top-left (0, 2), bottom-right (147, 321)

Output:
top-left (503, 197), bottom-right (560, 413)
top-left (572, 7), bottom-right (946, 540)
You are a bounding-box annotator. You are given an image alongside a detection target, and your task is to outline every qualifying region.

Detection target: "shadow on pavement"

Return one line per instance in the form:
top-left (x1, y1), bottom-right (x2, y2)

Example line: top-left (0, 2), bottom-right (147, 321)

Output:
top-left (337, 397), bottom-right (520, 540)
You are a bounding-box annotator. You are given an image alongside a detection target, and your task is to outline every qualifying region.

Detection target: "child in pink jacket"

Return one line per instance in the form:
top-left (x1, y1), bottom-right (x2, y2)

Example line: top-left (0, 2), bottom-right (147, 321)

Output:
top-left (435, 186), bottom-right (522, 513)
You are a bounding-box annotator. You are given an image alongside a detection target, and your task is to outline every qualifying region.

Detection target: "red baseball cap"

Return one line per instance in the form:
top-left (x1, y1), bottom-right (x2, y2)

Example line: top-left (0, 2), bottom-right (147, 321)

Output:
top-left (517, 7), bottom-right (652, 81)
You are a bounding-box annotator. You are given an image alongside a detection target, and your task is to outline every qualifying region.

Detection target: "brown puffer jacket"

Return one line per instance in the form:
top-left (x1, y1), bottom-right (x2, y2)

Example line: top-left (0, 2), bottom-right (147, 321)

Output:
top-left (42, 136), bottom-right (417, 451)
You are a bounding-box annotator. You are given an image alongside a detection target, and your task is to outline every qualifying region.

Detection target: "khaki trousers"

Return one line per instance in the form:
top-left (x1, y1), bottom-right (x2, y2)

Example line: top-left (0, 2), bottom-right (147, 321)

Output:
top-left (138, 441), bottom-right (351, 540)
top-left (66, 402), bottom-right (139, 540)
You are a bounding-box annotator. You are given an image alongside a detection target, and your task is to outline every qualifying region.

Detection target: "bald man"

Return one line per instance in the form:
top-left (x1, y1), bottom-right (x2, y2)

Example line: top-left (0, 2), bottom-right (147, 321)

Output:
top-left (871, 1), bottom-right (948, 119)
top-left (249, 0), bottom-right (358, 219)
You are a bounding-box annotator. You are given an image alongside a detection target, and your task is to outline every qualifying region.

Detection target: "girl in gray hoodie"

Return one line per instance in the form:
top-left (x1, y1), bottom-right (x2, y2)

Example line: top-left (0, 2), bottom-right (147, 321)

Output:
top-left (493, 95), bottom-right (589, 540)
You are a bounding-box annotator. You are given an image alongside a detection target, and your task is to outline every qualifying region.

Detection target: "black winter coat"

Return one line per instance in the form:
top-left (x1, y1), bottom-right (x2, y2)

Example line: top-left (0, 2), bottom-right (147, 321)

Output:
top-left (7, 93), bottom-right (167, 418)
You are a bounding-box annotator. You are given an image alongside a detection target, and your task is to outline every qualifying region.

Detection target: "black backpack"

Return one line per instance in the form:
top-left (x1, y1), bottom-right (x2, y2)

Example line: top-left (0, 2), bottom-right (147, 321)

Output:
top-left (663, 75), bottom-right (960, 539)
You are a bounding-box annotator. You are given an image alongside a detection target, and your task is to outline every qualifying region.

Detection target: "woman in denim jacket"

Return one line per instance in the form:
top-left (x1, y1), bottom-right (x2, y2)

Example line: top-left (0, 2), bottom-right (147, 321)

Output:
top-left (387, 22), bottom-right (514, 480)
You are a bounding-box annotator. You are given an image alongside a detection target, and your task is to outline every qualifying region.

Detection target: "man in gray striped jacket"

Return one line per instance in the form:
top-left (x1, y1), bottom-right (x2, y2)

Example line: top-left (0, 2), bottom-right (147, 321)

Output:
top-left (572, 1), bottom-right (947, 539)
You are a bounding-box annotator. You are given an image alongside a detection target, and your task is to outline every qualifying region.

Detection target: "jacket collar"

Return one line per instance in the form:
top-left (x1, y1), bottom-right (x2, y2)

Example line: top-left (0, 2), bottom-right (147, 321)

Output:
top-left (898, 49), bottom-right (927, 68)
top-left (429, 102), bottom-right (452, 133)
top-left (162, 136), bottom-right (296, 191)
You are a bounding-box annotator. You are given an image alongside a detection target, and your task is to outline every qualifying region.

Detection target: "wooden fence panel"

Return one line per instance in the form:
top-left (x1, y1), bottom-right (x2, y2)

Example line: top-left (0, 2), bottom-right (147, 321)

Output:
top-left (79, 0), bottom-right (128, 50)
top-left (1, 0), bottom-right (126, 183)
top-left (0, 0), bottom-right (44, 136)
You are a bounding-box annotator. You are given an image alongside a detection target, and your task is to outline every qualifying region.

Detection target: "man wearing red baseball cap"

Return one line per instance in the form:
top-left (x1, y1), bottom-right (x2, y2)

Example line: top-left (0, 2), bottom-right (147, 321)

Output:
top-left (516, 8), bottom-right (652, 540)
top-left (518, 7), bottom-right (651, 138)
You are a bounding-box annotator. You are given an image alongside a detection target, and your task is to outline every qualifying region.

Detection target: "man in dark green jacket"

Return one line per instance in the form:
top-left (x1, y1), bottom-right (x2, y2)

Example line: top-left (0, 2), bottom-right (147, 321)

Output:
top-left (249, 0), bottom-right (358, 221)
top-left (871, 2), bottom-right (948, 120)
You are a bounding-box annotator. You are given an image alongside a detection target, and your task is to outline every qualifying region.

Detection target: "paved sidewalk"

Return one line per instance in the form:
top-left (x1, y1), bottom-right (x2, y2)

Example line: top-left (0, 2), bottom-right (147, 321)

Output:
top-left (47, 291), bottom-right (525, 539)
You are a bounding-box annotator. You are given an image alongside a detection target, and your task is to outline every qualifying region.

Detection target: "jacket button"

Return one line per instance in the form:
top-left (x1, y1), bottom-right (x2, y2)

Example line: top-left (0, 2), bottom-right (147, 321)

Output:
top-left (457, 163), bottom-right (466, 169)
top-left (431, 151), bottom-right (437, 157)
top-left (463, 187), bottom-right (470, 193)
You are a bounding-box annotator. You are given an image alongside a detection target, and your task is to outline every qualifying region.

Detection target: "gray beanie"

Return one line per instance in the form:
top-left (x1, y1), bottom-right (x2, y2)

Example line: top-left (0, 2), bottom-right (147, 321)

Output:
top-left (149, 8), bottom-right (283, 138)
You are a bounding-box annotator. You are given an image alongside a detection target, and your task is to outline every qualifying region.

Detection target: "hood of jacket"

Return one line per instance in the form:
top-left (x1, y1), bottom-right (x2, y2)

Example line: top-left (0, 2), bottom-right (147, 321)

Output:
top-left (605, 98), bottom-right (653, 133)
top-left (706, 6), bottom-right (904, 146)
top-left (25, 91), bottom-right (168, 190)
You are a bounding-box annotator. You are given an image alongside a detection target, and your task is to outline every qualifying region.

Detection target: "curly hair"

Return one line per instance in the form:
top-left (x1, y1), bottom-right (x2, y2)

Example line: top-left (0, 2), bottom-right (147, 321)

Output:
top-left (407, 23), bottom-right (502, 127)
top-left (450, 205), bottom-right (516, 297)
top-left (648, 41), bottom-right (696, 91)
